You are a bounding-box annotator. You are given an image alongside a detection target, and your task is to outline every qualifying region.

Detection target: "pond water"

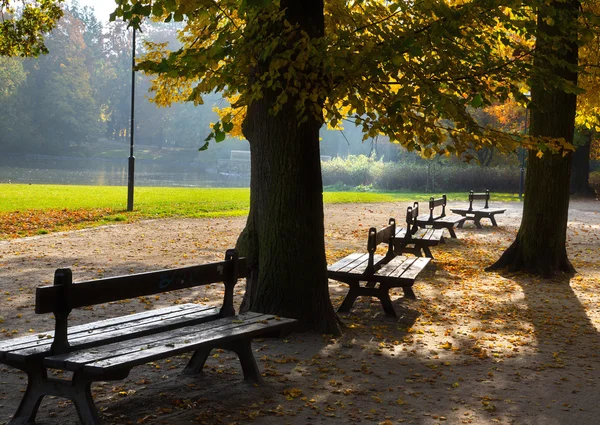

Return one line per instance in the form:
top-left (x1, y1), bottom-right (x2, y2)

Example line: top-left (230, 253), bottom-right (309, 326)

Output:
top-left (0, 154), bottom-right (249, 187)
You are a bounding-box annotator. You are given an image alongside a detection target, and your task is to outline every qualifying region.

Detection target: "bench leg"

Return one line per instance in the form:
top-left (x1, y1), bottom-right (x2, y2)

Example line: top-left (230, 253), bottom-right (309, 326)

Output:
top-left (423, 246), bottom-right (433, 259)
top-left (490, 215), bottom-right (498, 226)
top-left (71, 372), bottom-right (102, 425)
top-left (457, 220), bottom-right (465, 229)
top-left (337, 281), bottom-right (361, 313)
top-left (183, 347), bottom-right (213, 375)
top-left (402, 286), bottom-right (416, 300)
top-left (474, 217), bottom-right (483, 229)
top-left (377, 290), bottom-right (397, 318)
top-left (224, 339), bottom-right (262, 384)
top-left (448, 226), bottom-right (457, 238)
top-left (184, 340), bottom-right (262, 384)
top-left (9, 365), bottom-right (124, 425)
top-left (9, 366), bottom-right (46, 425)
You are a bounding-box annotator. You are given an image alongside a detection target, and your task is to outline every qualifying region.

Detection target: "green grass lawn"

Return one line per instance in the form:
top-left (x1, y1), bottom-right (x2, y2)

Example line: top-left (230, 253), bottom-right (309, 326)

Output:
top-left (0, 184), bottom-right (519, 238)
top-left (0, 184), bottom-right (520, 216)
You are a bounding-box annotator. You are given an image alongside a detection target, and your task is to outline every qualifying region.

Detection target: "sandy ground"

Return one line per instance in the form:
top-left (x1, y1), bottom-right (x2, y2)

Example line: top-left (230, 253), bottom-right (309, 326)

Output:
top-left (0, 199), bottom-right (599, 425)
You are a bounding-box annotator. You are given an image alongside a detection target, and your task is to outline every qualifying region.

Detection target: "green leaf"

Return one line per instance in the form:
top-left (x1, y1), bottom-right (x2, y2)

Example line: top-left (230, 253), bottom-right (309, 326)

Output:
top-left (223, 121), bottom-right (234, 133)
top-left (470, 94), bottom-right (484, 108)
top-left (152, 3), bottom-right (164, 16)
top-left (215, 130), bottom-right (226, 143)
top-left (199, 141), bottom-right (210, 151)
top-left (246, 0), bottom-right (269, 7)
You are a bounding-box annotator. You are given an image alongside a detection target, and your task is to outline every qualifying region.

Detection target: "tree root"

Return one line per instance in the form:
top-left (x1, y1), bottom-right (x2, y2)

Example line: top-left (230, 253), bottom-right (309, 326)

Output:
top-left (486, 240), bottom-right (575, 278)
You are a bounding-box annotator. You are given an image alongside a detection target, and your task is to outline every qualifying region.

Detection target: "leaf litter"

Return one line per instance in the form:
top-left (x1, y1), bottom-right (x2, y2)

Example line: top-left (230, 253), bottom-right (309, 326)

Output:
top-left (0, 200), bottom-right (599, 425)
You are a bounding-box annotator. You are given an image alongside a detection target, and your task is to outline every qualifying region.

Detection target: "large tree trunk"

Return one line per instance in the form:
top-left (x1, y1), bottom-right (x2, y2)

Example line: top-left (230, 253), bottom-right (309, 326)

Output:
top-left (236, 0), bottom-right (340, 334)
top-left (487, 0), bottom-right (579, 277)
top-left (570, 131), bottom-right (595, 196)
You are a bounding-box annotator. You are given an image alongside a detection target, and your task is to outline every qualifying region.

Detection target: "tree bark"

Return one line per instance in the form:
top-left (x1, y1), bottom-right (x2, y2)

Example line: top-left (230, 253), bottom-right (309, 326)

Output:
top-left (487, 0), bottom-right (579, 277)
top-left (236, 0), bottom-right (340, 334)
top-left (570, 131), bottom-right (595, 196)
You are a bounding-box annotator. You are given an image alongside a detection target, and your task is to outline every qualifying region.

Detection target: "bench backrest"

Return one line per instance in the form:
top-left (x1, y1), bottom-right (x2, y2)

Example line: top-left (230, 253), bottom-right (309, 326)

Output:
top-left (428, 195), bottom-right (447, 221)
top-left (365, 218), bottom-right (396, 275)
top-left (400, 202), bottom-right (420, 241)
top-left (468, 189), bottom-right (490, 210)
top-left (36, 249), bottom-right (246, 354)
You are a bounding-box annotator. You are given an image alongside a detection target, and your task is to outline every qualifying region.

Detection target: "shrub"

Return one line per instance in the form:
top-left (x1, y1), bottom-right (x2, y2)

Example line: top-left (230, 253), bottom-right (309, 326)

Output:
top-left (322, 155), bottom-right (384, 187)
top-left (322, 156), bottom-right (521, 192)
top-left (590, 171), bottom-right (600, 196)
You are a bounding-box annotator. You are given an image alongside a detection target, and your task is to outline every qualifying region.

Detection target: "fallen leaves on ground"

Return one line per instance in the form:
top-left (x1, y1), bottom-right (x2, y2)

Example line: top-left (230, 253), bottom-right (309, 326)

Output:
top-left (0, 208), bottom-right (118, 238)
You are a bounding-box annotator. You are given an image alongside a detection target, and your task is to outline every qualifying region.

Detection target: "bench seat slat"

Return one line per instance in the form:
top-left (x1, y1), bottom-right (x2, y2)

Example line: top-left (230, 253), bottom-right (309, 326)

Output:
top-left (375, 255), bottom-right (416, 279)
top-left (45, 313), bottom-right (295, 374)
top-left (375, 256), bottom-right (431, 284)
top-left (4, 304), bottom-right (220, 362)
top-left (395, 228), bottom-right (443, 244)
top-left (0, 304), bottom-right (199, 354)
top-left (417, 213), bottom-right (465, 225)
top-left (327, 253), bottom-right (366, 273)
top-left (399, 257), bottom-right (431, 280)
top-left (86, 319), bottom-right (293, 374)
top-left (328, 253), bottom-right (384, 276)
top-left (331, 253), bottom-right (372, 274)
top-left (451, 208), bottom-right (506, 215)
top-left (44, 311), bottom-right (266, 370)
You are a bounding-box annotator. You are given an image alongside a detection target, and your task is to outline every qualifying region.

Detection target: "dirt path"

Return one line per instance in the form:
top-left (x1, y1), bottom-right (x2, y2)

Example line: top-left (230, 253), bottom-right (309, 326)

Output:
top-left (1, 200), bottom-right (599, 425)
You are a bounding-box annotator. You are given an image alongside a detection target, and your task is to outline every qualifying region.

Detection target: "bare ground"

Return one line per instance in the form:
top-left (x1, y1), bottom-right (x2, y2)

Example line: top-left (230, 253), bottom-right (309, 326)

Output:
top-left (1, 199), bottom-right (599, 425)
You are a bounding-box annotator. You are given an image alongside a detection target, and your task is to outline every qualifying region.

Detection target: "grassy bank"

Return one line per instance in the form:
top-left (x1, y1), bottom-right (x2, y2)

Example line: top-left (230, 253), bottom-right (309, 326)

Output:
top-left (0, 184), bottom-right (519, 238)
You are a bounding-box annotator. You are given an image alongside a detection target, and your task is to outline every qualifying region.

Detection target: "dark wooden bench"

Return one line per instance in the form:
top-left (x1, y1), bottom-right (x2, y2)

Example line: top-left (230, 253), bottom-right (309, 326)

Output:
top-left (450, 189), bottom-right (506, 229)
top-left (328, 218), bottom-right (431, 317)
top-left (394, 202), bottom-right (444, 258)
top-left (416, 194), bottom-right (466, 238)
top-left (0, 250), bottom-right (296, 425)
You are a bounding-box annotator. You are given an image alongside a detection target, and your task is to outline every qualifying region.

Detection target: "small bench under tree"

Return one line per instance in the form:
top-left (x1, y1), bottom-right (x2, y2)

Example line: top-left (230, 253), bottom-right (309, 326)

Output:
top-left (328, 217), bottom-right (431, 317)
top-left (394, 202), bottom-right (444, 258)
top-left (416, 194), bottom-right (466, 238)
top-left (0, 250), bottom-right (296, 425)
top-left (451, 189), bottom-right (506, 229)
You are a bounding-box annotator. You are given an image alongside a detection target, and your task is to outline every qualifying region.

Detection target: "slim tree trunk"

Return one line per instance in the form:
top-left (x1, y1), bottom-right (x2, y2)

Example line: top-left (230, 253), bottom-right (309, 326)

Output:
top-left (236, 0), bottom-right (340, 334)
top-left (487, 0), bottom-right (579, 277)
top-left (570, 131), bottom-right (595, 196)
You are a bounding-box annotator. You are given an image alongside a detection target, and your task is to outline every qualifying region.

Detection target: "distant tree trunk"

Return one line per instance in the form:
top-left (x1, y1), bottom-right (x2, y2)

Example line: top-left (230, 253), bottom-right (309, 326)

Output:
top-left (236, 0), bottom-right (340, 334)
top-left (487, 0), bottom-right (579, 277)
top-left (570, 131), bottom-right (595, 196)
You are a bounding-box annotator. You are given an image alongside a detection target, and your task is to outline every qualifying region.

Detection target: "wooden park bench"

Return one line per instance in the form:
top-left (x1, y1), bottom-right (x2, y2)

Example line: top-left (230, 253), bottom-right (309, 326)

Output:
top-left (328, 217), bottom-right (431, 317)
top-left (416, 194), bottom-right (466, 238)
top-left (0, 250), bottom-right (296, 425)
top-left (394, 202), bottom-right (444, 258)
top-left (450, 189), bottom-right (506, 229)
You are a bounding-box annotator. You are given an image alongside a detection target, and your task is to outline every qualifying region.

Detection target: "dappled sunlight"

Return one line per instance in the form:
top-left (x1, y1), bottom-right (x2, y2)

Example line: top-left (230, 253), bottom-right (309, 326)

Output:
top-left (1, 201), bottom-right (598, 424)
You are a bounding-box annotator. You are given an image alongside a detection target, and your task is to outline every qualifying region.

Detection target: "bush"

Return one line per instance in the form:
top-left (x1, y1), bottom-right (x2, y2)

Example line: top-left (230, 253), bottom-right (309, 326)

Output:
top-left (322, 155), bottom-right (521, 192)
top-left (322, 155), bottom-right (384, 187)
top-left (590, 171), bottom-right (600, 196)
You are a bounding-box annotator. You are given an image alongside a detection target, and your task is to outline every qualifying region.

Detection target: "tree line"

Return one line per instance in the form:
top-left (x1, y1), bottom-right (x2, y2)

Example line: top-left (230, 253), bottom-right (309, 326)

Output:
top-left (0, 3), bottom-right (223, 156)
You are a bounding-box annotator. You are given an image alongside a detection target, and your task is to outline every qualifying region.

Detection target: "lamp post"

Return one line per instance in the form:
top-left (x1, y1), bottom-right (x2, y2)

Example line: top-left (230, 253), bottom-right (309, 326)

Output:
top-left (127, 27), bottom-right (136, 212)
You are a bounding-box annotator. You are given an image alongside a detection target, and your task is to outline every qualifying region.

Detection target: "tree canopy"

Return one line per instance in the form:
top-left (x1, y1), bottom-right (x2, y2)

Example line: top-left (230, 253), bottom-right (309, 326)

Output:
top-left (115, 0), bottom-right (561, 158)
top-left (1, 0), bottom-right (64, 56)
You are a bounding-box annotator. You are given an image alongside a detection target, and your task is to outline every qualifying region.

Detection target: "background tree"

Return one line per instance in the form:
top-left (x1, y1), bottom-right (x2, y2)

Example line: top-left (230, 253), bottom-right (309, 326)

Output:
top-left (488, 0), bottom-right (581, 276)
top-left (23, 9), bottom-right (101, 152)
top-left (571, 23), bottom-right (600, 197)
